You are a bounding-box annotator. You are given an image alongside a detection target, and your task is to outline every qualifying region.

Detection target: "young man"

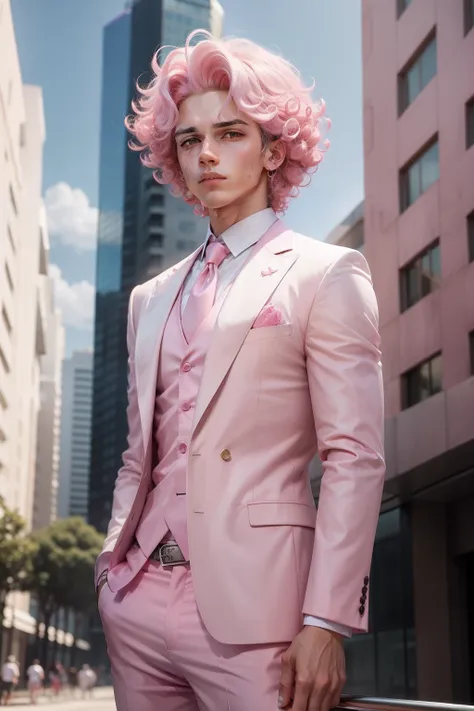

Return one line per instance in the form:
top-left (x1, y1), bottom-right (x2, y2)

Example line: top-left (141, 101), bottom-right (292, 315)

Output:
top-left (96, 30), bottom-right (385, 711)
top-left (1, 655), bottom-right (19, 706)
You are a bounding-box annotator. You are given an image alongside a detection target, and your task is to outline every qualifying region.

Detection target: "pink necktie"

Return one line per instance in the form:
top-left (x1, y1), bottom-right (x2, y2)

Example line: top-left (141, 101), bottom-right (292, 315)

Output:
top-left (182, 238), bottom-right (230, 343)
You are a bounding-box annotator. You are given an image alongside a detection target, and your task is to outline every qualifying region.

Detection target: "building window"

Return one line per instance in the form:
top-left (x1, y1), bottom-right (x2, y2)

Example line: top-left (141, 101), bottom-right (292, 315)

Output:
top-left (400, 240), bottom-right (440, 311)
top-left (147, 213), bottom-right (164, 227)
top-left (468, 211), bottom-right (474, 262)
top-left (148, 233), bottom-right (163, 249)
top-left (470, 331), bottom-right (474, 376)
top-left (400, 138), bottom-right (439, 212)
top-left (466, 97), bottom-right (474, 149)
top-left (465, 0), bottom-right (474, 34)
top-left (398, 33), bottom-right (437, 114)
top-left (4, 263), bottom-right (14, 292)
top-left (402, 353), bottom-right (442, 409)
top-left (9, 185), bottom-right (18, 215)
top-left (7, 225), bottom-right (16, 254)
top-left (397, 0), bottom-right (412, 18)
top-left (177, 239), bottom-right (198, 252)
top-left (0, 346), bottom-right (9, 374)
top-left (2, 306), bottom-right (12, 334)
top-left (148, 192), bottom-right (164, 207)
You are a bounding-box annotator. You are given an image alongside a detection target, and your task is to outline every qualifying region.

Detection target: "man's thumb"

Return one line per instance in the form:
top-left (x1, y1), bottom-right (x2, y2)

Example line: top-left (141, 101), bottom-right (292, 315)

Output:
top-left (278, 653), bottom-right (294, 709)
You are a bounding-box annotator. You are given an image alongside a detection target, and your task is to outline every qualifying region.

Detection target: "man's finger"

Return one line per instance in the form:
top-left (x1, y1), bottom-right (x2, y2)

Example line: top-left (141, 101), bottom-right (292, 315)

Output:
top-left (278, 653), bottom-right (295, 709)
top-left (307, 677), bottom-right (332, 711)
top-left (291, 676), bottom-right (312, 711)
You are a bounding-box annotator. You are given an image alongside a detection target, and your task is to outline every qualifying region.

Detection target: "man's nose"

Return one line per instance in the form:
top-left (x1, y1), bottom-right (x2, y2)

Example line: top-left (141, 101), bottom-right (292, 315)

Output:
top-left (199, 137), bottom-right (219, 165)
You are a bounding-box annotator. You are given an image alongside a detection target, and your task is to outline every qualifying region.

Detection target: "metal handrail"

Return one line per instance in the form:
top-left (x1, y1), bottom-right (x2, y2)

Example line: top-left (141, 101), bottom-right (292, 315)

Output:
top-left (338, 697), bottom-right (474, 711)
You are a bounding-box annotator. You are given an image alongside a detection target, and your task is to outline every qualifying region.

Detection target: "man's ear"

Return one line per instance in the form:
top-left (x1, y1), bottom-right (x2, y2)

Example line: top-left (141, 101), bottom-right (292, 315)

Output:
top-left (264, 138), bottom-right (286, 171)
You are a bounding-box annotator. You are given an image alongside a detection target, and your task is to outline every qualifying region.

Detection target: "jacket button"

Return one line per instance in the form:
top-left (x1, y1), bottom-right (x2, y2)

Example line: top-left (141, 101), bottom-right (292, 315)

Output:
top-left (359, 605), bottom-right (365, 615)
top-left (220, 448), bottom-right (232, 462)
top-left (360, 596), bottom-right (366, 605)
top-left (364, 576), bottom-right (369, 585)
top-left (362, 585), bottom-right (368, 595)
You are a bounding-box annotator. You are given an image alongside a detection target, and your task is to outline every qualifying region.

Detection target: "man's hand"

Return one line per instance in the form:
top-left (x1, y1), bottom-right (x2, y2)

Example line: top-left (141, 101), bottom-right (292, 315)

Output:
top-left (278, 626), bottom-right (346, 711)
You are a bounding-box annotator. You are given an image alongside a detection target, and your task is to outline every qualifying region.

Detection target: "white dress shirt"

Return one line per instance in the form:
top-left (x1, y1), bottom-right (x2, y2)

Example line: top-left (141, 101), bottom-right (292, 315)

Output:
top-left (181, 208), bottom-right (351, 638)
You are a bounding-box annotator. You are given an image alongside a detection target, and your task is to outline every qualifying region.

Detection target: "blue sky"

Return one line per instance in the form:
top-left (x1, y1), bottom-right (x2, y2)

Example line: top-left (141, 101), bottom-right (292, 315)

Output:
top-left (11, 0), bottom-right (363, 356)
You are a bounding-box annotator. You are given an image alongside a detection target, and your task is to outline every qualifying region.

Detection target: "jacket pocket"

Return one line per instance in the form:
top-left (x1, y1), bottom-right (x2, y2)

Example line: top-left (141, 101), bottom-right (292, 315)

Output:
top-left (244, 324), bottom-right (293, 343)
top-left (247, 501), bottom-right (316, 529)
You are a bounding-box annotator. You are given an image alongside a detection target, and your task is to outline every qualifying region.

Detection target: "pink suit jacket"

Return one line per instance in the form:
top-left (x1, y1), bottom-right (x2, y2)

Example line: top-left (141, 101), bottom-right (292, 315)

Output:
top-left (98, 219), bottom-right (385, 645)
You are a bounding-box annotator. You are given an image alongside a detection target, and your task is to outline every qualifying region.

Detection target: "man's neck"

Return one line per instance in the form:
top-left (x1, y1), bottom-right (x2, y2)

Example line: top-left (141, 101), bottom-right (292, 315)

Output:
top-left (209, 204), bottom-right (269, 237)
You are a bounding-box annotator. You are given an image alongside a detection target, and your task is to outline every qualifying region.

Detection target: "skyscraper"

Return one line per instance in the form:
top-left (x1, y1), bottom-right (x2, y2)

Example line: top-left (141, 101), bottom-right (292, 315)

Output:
top-left (33, 263), bottom-right (65, 531)
top-left (58, 351), bottom-right (93, 519)
top-left (89, 0), bottom-right (223, 532)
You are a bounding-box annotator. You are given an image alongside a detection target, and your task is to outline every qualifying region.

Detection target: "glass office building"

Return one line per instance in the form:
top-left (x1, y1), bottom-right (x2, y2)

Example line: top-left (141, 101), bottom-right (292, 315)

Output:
top-left (89, 0), bottom-right (215, 534)
top-left (89, 9), bottom-right (132, 534)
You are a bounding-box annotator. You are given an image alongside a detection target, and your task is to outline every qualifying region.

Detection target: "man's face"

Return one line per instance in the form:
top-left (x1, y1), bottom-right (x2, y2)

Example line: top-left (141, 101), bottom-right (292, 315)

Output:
top-left (175, 90), bottom-right (272, 211)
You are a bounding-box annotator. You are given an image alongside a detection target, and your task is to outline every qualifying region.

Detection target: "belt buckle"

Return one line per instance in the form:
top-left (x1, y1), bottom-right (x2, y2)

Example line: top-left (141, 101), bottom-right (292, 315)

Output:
top-left (158, 542), bottom-right (187, 568)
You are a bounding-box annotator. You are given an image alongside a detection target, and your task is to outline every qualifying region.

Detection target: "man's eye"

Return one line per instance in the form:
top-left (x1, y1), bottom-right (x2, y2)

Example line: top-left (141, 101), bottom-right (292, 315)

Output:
top-left (223, 131), bottom-right (243, 139)
top-left (181, 137), bottom-right (199, 147)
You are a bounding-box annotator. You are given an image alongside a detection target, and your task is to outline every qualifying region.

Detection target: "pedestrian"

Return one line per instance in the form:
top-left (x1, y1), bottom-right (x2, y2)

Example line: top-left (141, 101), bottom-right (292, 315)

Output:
top-left (67, 666), bottom-right (78, 698)
top-left (77, 664), bottom-right (96, 699)
top-left (96, 28), bottom-right (385, 711)
top-left (1, 655), bottom-right (19, 706)
top-left (26, 659), bottom-right (44, 705)
top-left (48, 663), bottom-right (62, 698)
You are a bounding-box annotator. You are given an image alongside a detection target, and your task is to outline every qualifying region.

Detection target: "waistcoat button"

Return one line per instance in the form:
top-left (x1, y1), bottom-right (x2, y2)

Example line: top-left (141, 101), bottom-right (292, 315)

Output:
top-left (220, 448), bottom-right (232, 462)
top-left (181, 401), bottom-right (191, 411)
top-left (178, 443), bottom-right (187, 454)
top-left (182, 362), bottom-right (192, 373)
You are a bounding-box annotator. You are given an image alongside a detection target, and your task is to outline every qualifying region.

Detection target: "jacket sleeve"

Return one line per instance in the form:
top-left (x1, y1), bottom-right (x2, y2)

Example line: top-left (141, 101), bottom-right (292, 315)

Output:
top-left (94, 287), bottom-right (143, 585)
top-left (302, 249), bottom-right (385, 632)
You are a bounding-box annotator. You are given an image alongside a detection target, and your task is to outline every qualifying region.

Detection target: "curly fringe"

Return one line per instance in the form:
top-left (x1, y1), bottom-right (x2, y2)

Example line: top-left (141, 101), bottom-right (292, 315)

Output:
top-left (126, 29), bottom-right (330, 215)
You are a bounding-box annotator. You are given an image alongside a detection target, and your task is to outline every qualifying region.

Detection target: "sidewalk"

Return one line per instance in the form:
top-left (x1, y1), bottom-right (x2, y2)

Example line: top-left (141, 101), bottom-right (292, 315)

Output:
top-left (8, 686), bottom-right (115, 707)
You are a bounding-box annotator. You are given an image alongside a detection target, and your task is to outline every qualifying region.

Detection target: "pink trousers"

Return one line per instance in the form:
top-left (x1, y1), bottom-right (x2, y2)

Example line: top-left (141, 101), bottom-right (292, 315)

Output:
top-left (99, 559), bottom-right (289, 710)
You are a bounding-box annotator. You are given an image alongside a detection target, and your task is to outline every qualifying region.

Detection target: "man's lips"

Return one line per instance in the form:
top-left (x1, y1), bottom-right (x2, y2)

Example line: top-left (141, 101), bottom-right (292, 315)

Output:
top-left (199, 174), bottom-right (226, 183)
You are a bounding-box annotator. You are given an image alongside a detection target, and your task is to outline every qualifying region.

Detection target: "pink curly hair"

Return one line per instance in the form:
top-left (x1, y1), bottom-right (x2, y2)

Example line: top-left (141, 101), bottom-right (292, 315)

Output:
top-left (126, 30), bottom-right (330, 215)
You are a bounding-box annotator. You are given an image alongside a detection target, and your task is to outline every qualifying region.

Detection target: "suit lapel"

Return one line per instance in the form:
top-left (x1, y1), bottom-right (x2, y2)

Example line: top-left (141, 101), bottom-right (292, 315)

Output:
top-left (192, 220), bottom-right (298, 436)
top-left (135, 248), bottom-right (200, 452)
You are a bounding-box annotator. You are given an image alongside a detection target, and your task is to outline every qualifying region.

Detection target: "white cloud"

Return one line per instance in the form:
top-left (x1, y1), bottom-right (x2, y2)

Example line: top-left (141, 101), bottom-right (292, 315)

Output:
top-left (49, 264), bottom-right (95, 331)
top-left (44, 182), bottom-right (98, 251)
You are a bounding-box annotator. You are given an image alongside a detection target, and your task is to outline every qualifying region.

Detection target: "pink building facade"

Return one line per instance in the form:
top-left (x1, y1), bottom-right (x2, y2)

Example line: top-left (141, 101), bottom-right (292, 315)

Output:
top-left (362, 0), bottom-right (474, 701)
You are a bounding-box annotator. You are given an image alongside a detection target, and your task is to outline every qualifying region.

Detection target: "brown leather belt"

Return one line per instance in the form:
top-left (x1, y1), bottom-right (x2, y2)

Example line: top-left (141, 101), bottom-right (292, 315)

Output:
top-left (150, 539), bottom-right (188, 567)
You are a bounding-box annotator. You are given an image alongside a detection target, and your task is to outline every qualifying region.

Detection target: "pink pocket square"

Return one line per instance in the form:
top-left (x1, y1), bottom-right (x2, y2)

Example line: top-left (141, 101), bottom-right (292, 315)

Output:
top-left (252, 304), bottom-right (285, 328)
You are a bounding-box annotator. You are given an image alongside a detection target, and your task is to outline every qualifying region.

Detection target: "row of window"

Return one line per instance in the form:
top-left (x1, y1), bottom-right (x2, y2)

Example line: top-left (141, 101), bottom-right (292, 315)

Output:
top-left (396, 14), bottom-right (474, 209)
top-left (403, 333), bottom-right (474, 409)
top-left (398, 0), bottom-right (474, 36)
top-left (399, 210), bottom-right (474, 313)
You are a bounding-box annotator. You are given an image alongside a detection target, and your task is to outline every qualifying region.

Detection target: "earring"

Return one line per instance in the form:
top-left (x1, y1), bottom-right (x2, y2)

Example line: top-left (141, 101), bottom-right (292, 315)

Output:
top-left (268, 169), bottom-right (276, 177)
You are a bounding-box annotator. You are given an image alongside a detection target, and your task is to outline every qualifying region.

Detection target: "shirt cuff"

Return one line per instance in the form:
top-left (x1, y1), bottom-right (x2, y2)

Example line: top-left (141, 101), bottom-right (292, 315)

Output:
top-left (303, 615), bottom-right (353, 638)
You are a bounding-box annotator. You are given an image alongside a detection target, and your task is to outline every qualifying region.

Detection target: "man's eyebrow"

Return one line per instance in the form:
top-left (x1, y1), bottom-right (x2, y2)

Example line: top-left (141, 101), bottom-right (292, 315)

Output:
top-left (174, 119), bottom-right (249, 139)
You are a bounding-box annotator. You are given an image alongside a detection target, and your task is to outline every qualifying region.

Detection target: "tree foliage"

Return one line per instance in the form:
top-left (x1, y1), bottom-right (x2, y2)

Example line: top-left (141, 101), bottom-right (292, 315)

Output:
top-left (0, 496), bottom-right (37, 604)
top-left (26, 517), bottom-right (104, 619)
top-left (0, 496), bottom-right (37, 659)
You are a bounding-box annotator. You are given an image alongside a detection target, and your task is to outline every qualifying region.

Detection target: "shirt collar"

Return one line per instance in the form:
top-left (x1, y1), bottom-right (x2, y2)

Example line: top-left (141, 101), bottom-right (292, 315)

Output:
top-left (200, 208), bottom-right (278, 260)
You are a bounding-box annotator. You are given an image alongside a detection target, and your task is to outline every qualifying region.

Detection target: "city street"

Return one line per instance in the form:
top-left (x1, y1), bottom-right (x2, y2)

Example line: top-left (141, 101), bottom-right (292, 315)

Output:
top-left (8, 687), bottom-right (116, 709)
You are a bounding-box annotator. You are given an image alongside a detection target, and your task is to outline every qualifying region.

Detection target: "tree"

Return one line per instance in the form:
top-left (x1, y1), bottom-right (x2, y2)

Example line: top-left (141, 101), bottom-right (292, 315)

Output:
top-left (25, 517), bottom-right (104, 663)
top-left (0, 496), bottom-right (37, 661)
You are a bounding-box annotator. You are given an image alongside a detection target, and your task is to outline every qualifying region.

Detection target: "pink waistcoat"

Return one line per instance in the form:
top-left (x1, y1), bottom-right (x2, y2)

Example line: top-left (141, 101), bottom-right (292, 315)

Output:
top-left (134, 279), bottom-right (229, 562)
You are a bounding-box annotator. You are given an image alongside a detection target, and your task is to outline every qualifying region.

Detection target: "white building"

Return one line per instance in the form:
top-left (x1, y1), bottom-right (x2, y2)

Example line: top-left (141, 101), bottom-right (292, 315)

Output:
top-left (0, 0), bottom-right (55, 662)
top-left (0, 0), bottom-right (48, 528)
top-left (58, 351), bottom-right (93, 519)
top-left (33, 237), bottom-right (65, 530)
